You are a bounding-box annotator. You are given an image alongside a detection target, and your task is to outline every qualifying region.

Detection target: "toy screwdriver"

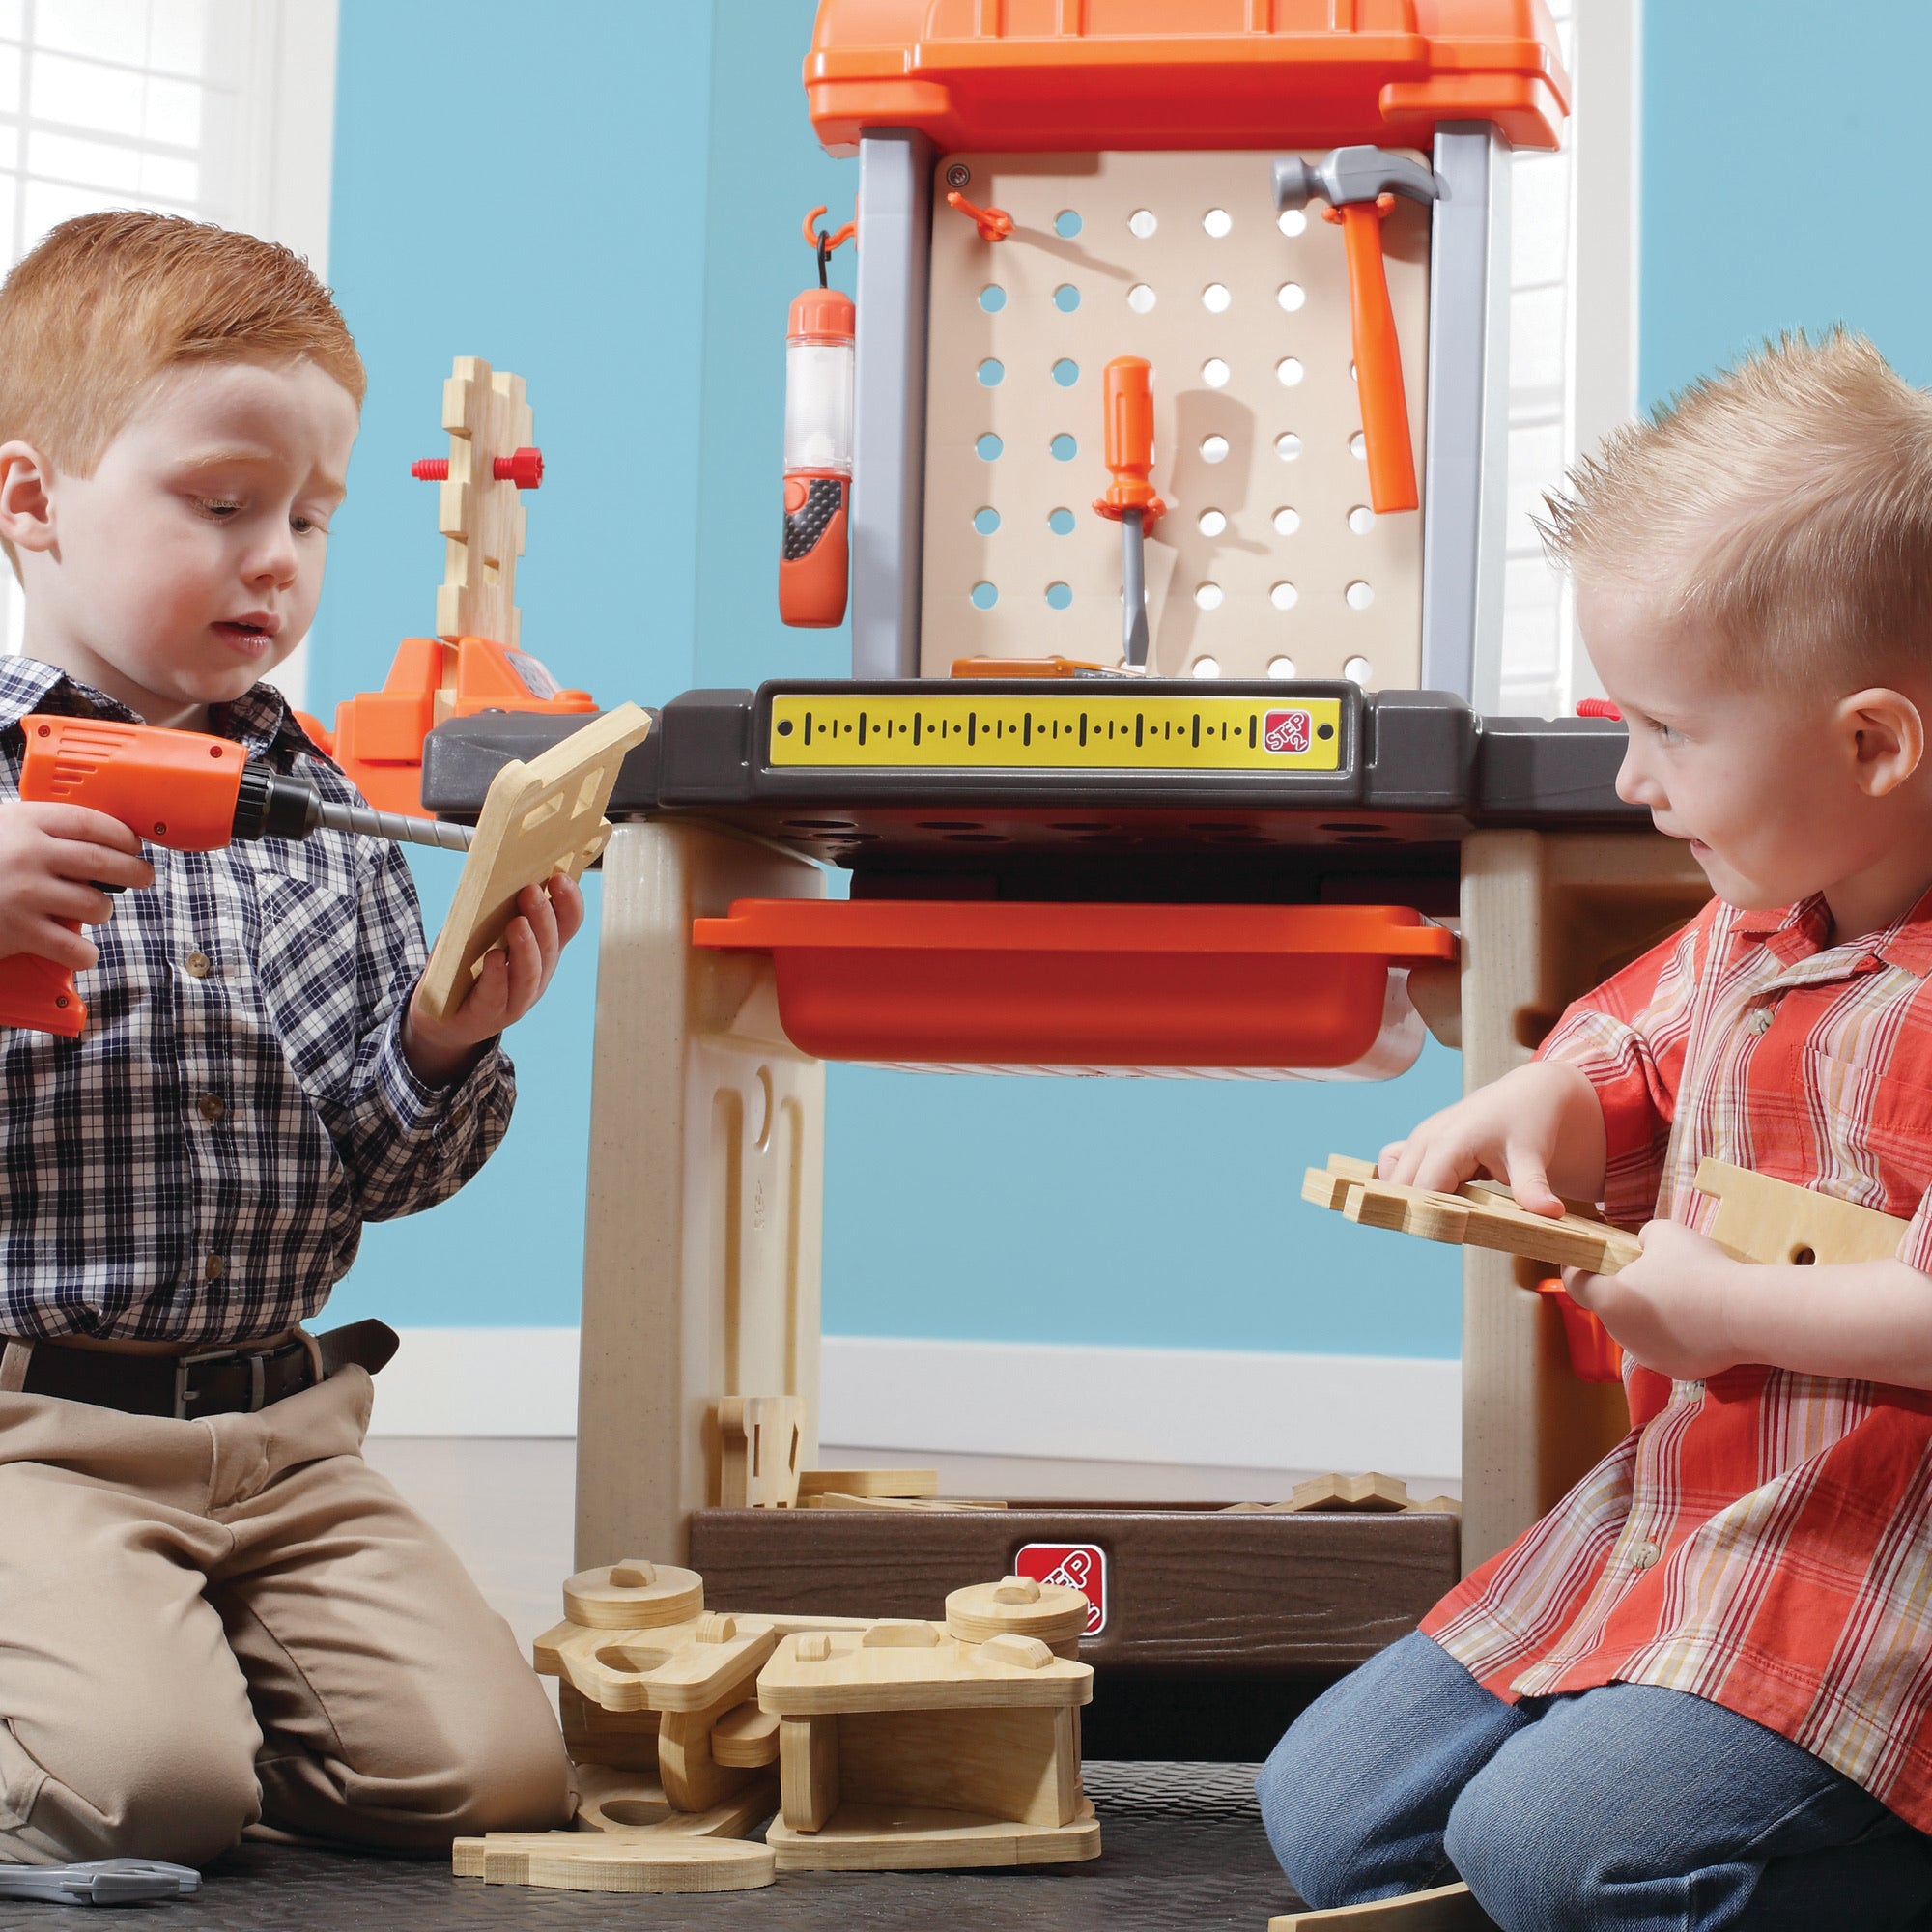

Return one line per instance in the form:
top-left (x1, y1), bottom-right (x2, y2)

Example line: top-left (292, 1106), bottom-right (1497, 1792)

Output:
top-left (1092, 356), bottom-right (1165, 668)
top-left (0, 714), bottom-right (473, 1038)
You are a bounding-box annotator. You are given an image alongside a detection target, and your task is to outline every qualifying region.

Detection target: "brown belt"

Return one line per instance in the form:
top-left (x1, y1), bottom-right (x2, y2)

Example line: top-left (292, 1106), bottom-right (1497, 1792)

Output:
top-left (5, 1319), bottom-right (399, 1420)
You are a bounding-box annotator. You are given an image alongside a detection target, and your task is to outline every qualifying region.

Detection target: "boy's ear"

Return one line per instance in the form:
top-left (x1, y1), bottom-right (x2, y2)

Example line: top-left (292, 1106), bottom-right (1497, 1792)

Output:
top-left (0, 441), bottom-right (56, 554)
top-left (1837, 686), bottom-right (1925, 798)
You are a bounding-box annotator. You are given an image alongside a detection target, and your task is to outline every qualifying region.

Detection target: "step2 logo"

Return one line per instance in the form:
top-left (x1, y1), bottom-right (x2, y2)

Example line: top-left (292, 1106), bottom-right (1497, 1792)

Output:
top-left (1014, 1542), bottom-right (1107, 1636)
top-left (1264, 707), bottom-right (1313, 755)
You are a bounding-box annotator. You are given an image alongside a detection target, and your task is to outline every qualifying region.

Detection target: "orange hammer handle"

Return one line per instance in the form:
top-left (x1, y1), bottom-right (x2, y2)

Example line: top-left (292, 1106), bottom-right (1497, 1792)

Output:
top-left (1336, 199), bottom-right (1418, 515)
top-left (1093, 355), bottom-right (1165, 527)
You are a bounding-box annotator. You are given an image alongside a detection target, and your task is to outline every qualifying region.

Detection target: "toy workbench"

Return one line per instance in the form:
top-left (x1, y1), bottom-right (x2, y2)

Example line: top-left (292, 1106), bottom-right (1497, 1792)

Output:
top-left (422, 2), bottom-right (1709, 1756)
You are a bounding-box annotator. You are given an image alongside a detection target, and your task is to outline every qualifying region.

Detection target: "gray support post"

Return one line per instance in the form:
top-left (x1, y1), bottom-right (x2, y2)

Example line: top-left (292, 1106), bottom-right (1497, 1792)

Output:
top-left (1419, 125), bottom-right (1512, 710)
top-left (850, 129), bottom-right (934, 680)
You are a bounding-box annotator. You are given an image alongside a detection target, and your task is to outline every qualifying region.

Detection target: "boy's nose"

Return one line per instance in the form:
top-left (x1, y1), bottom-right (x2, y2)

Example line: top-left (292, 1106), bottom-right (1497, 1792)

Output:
top-left (1614, 746), bottom-right (1659, 809)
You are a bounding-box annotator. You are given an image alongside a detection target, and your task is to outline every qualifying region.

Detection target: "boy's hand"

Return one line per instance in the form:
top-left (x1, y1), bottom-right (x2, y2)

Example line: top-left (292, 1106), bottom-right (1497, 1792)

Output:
top-left (0, 801), bottom-right (153, 970)
top-left (1565, 1220), bottom-right (1743, 1380)
top-left (1378, 1059), bottom-right (1606, 1219)
top-left (401, 872), bottom-right (585, 1088)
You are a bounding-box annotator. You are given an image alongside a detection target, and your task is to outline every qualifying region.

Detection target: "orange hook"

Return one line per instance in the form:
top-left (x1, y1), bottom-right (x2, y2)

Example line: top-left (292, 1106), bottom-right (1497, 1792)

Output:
top-left (945, 190), bottom-right (1013, 242)
top-left (802, 206), bottom-right (857, 256)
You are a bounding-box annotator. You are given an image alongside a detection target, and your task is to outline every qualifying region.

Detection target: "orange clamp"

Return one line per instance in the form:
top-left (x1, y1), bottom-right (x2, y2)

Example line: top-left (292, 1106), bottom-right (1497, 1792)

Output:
top-left (802, 205), bottom-right (856, 256)
top-left (1091, 355), bottom-right (1164, 528)
top-left (944, 190), bottom-right (1013, 242)
top-left (1324, 195), bottom-right (1417, 515)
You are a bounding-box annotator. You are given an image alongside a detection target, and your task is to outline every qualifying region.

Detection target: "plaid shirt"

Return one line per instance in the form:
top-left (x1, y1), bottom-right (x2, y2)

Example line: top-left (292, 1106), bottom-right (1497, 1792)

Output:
top-left (1424, 887), bottom-right (1932, 1829)
top-left (0, 657), bottom-right (513, 1346)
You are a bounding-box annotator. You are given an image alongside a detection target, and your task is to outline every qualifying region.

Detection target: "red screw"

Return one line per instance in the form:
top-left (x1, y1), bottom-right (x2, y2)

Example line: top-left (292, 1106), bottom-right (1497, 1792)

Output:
top-left (1576, 697), bottom-right (1623, 721)
top-left (409, 446), bottom-right (544, 488)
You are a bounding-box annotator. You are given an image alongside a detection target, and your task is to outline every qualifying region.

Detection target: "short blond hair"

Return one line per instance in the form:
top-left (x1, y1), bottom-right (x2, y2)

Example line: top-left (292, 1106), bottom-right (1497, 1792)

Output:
top-left (0, 210), bottom-right (364, 480)
top-left (1539, 329), bottom-right (1932, 690)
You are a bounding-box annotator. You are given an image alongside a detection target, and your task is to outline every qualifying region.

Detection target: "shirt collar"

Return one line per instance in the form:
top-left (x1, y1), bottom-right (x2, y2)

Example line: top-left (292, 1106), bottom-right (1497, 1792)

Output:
top-left (0, 656), bottom-right (321, 765)
top-left (1729, 884), bottom-right (1932, 979)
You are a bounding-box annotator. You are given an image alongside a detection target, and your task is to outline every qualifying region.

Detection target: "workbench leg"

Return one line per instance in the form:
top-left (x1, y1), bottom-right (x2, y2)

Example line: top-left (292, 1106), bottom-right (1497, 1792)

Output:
top-left (1458, 830), bottom-right (1708, 1575)
top-left (576, 820), bottom-right (827, 1570)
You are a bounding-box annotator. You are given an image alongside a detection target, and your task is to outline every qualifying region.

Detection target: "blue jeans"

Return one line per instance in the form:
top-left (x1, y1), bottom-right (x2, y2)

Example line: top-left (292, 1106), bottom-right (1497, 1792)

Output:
top-left (1257, 1632), bottom-right (1932, 1931)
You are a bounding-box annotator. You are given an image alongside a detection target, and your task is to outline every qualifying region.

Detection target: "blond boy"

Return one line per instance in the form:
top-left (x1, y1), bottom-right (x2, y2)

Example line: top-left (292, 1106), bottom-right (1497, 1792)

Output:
top-left (0, 213), bottom-right (575, 1863)
top-left (1261, 333), bottom-right (1932, 1929)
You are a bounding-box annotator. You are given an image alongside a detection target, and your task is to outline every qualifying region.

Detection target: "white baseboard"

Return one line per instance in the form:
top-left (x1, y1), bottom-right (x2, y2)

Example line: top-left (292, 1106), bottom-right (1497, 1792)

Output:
top-left (369, 1329), bottom-right (1460, 1478)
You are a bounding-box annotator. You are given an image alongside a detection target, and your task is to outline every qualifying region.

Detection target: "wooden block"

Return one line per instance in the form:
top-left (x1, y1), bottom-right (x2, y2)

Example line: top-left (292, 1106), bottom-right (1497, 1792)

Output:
top-left (431, 356), bottom-right (534, 650)
top-left (1406, 1495), bottom-right (1463, 1517)
top-left (833, 1702), bottom-right (1081, 1828)
top-left (557, 1684), bottom-right (660, 1772)
top-left (454, 1831), bottom-right (776, 1894)
top-left (561, 1558), bottom-right (702, 1631)
top-left (573, 1762), bottom-right (669, 1833)
top-left (417, 702), bottom-right (654, 1024)
top-left (945, 1574), bottom-right (1091, 1648)
top-left (717, 1395), bottom-right (806, 1509)
top-left (798, 1467), bottom-right (940, 1499)
top-left (659, 1662), bottom-right (775, 1813)
top-left (1301, 1152), bottom-right (1379, 1210)
top-left (766, 1797), bottom-right (1101, 1872)
top-left (1693, 1157), bottom-right (1907, 1267)
top-left (1288, 1472), bottom-right (1412, 1515)
top-left (1268, 1880), bottom-right (1494, 1928)
top-left (780, 1715), bottom-right (840, 1832)
top-left (800, 1492), bottom-right (1008, 1511)
top-left (711, 1701), bottom-right (781, 1768)
top-left (759, 1627), bottom-right (1093, 1718)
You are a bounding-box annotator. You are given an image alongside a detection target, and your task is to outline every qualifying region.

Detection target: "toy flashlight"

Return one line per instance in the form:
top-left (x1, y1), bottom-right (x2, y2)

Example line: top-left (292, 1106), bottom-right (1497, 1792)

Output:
top-left (781, 210), bottom-right (857, 628)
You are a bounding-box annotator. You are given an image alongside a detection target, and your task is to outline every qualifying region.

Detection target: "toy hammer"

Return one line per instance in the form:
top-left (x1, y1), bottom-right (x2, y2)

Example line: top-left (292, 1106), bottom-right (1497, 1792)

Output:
top-left (1273, 147), bottom-right (1439, 515)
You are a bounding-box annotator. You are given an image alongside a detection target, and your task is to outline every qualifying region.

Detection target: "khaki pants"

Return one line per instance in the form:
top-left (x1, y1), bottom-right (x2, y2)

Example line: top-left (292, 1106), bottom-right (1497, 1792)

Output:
top-left (0, 1361), bottom-right (571, 1865)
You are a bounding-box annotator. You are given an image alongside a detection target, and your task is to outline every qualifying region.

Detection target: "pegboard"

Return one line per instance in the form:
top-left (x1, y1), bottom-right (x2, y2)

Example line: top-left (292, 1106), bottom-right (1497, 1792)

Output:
top-left (922, 151), bottom-right (1429, 686)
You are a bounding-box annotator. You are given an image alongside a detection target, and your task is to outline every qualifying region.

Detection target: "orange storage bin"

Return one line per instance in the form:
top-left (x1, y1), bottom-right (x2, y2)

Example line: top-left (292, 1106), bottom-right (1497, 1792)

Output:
top-left (1533, 1276), bottom-right (1625, 1384)
top-left (691, 898), bottom-right (1454, 1069)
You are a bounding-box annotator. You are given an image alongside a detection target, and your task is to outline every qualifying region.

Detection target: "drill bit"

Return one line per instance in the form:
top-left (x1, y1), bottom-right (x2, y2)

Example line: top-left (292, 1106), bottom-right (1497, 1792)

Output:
top-left (312, 798), bottom-right (474, 853)
top-left (1121, 505), bottom-right (1149, 667)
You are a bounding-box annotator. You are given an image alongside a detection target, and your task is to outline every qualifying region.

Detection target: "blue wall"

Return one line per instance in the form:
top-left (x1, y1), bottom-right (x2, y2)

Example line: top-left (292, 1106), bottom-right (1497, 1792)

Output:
top-left (318, 0), bottom-right (1467, 1354)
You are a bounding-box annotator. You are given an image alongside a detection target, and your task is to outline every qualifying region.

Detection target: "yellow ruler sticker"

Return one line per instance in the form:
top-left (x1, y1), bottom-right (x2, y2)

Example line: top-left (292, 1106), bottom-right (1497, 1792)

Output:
top-left (767, 693), bottom-right (1344, 772)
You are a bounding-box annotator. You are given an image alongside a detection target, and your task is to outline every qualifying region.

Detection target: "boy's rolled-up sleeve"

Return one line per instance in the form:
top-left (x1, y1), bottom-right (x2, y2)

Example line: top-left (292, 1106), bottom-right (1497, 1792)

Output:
top-left (328, 840), bottom-right (516, 1221)
top-left (1532, 901), bottom-right (1716, 1228)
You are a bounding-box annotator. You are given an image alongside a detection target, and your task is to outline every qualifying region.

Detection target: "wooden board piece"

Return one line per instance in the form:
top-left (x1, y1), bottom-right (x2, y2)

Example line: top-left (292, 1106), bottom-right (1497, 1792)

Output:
top-left (766, 1797), bottom-right (1101, 1872)
top-left (557, 1684), bottom-right (660, 1773)
top-left (417, 703), bottom-right (654, 1024)
top-left (718, 1395), bottom-right (806, 1509)
top-left (836, 1703), bottom-right (1081, 1828)
top-left (455, 1831), bottom-right (776, 1894)
top-left (711, 1700), bottom-right (781, 1768)
top-left (1288, 1472), bottom-right (1411, 1514)
top-left (945, 1575), bottom-right (1092, 1647)
top-left (1694, 1156), bottom-right (1908, 1266)
top-left (434, 356), bottom-right (533, 649)
top-left (798, 1467), bottom-right (940, 1499)
top-left (802, 1492), bottom-right (1008, 1511)
top-left (1270, 1880), bottom-right (1494, 1928)
top-left (780, 1715), bottom-right (840, 1832)
top-left (573, 1762), bottom-right (669, 1833)
top-left (759, 1627), bottom-right (1093, 1717)
top-left (560, 1559), bottom-right (703, 1631)
top-left (1302, 1153), bottom-right (1378, 1210)
top-left (660, 1676), bottom-right (772, 1814)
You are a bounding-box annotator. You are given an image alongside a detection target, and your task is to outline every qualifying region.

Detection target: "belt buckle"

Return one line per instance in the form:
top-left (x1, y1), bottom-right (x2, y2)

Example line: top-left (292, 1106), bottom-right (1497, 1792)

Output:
top-left (172, 1344), bottom-right (266, 1420)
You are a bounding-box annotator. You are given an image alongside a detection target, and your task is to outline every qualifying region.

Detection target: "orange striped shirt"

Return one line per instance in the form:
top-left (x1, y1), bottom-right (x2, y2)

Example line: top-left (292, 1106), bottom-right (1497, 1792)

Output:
top-left (1424, 888), bottom-right (1932, 1826)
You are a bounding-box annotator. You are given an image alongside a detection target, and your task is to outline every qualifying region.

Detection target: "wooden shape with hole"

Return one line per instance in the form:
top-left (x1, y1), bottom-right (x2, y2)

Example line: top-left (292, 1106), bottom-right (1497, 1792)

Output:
top-left (453, 1830), bottom-right (776, 1894)
top-left (417, 703), bottom-right (653, 1023)
top-left (435, 356), bottom-right (533, 649)
top-left (1268, 1880), bottom-right (1494, 1929)
top-left (717, 1395), bottom-right (805, 1509)
top-left (1692, 1157), bottom-right (1907, 1267)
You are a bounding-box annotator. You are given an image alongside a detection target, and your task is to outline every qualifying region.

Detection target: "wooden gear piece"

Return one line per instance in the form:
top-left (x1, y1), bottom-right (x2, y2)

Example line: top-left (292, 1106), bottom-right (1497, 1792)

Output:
top-left (758, 1620), bottom-right (1100, 1871)
top-left (416, 702), bottom-right (653, 1024)
top-left (944, 1574), bottom-right (1090, 1656)
top-left (716, 1395), bottom-right (806, 1509)
top-left (434, 355), bottom-right (534, 649)
top-left (452, 1830), bottom-right (777, 1894)
top-left (1270, 1880), bottom-right (1494, 1928)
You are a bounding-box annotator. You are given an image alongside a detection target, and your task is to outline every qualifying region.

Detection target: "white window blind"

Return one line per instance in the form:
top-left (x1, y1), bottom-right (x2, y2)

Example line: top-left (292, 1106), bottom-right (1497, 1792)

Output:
top-left (1498, 0), bottom-right (1641, 719)
top-left (0, 0), bottom-right (337, 699)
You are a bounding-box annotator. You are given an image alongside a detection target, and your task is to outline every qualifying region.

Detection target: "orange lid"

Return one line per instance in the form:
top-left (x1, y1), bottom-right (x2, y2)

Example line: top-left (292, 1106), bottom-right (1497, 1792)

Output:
top-left (806, 0), bottom-right (1569, 155)
top-left (788, 286), bottom-right (857, 342)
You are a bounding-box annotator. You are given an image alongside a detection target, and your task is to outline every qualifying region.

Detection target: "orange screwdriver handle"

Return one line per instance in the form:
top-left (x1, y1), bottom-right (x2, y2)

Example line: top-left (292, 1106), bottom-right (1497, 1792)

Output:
top-left (1092, 355), bottom-right (1165, 529)
top-left (1332, 198), bottom-right (1419, 515)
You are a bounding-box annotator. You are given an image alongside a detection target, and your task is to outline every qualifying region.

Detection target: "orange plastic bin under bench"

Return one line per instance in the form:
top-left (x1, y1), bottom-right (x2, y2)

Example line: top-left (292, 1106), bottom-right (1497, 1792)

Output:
top-left (691, 898), bottom-right (1455, 1070)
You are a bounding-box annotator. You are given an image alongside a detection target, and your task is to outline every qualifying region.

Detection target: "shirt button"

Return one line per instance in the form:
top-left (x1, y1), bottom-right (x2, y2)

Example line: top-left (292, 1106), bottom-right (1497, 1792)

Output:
top-left (185, 951), bottom-right (212, 979)
top-left (1748, 1006), bottom-right (1775, 1035)
top-left (197, 1094), bottom-right (225, 1123)
top-left (1631, 1540), bottom-right (1661, 1570)
top-left (204, 1254), bottom-right (225, 1282)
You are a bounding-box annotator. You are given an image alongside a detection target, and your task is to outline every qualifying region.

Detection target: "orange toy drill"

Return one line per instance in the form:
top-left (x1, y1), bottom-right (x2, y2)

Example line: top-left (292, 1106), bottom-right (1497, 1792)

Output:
top-left (0, 716), bottom-right (471, 1037)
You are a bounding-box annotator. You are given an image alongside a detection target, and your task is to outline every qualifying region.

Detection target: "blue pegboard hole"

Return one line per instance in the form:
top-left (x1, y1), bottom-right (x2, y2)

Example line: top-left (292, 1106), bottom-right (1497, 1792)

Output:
top-left (1276, 433), bottom-right (1303, 462)
top-left (1279, 209), bottom-right (1307, 238)
top-left (973, 506), bottom-right (1001, 535)
top-left (1200, 435), bottom-right (1230, 464)
top-left (1048, 507), bottom-right (1076, 535)
top-left (977, 433), bottom-right (1003, 460)
top-left (1051, 358), bottom-right (1079, 387)
top-left (1203, 207), bottom-right (1233, 238)
top-left (980, 284), bottom-right (1007, 313)
top-left (1345, 655), bottom-right (1373, 684)
top-left (1198, 508), bottom-right (1227, 537)
top-left (971, 582), bottom-right (999, 610)
top-left (1278, 282), bottom-right (1306, 312)
top-left (1128, 208), bottom-right (1157, 239)
top-left (978, 358), bottom-right (1005, 386)
top-left (1275, 507), bottom-right (1302, 537)
top-left (1203, 358), bottom-right (1230, 388)
top-left (1268, 655), bottom-right (1296, 679)
top-left (1054, 283), bottom-right (1081, 313)
top-left (1050, 433), bottom-right (1078, 462)
top-left (1195, 582), bottom-right (1224, 611)
top-left (1277, 357), bottom-right (1304, 387)
top-left (1192, 656), bottom-right (1222, 678)
top-left (1127, 283), bottom-right (1155, 314)
top-left (1202, 282), bottom-right (1231, 314)
top-left (1347, 581), bottom-right (1375, 611)
top-left (1271, 582), bottom-right (1299, 611)
top-left (1350, 432), bottom-right (1368, 460)
top-left (1348, 505), bottom-right (1374, 535)
top-left (1054, 209), bottom-right (1082, 238)
top-left (1045, 582), bottom-right (1073, 610)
